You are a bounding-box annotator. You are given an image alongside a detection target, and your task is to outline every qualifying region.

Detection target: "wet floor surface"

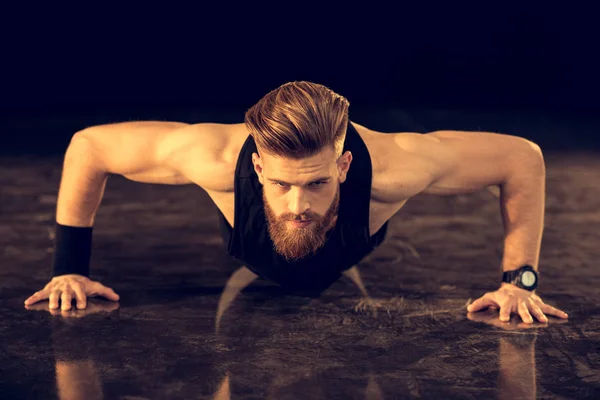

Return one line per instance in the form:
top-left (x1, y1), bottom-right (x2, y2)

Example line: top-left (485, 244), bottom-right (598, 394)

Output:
top-left (1, 151), bottom-right (600, 399)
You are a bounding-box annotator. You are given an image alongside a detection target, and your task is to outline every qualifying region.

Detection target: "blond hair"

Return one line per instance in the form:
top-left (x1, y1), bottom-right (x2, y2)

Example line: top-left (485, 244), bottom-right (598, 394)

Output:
top-left (244, 81), bottom-right (350, 159)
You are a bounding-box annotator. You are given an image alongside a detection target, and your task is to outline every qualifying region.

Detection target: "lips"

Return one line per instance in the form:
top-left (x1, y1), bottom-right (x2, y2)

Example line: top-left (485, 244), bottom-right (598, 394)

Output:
top-left (289, 220), bottom-right (313, 227)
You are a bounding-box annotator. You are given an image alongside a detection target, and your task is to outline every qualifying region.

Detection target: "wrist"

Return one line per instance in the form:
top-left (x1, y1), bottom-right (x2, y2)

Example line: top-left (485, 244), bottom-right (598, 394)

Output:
top-left (501, 265), bottom-right (539, 291)
top-left (51, 223), bottom-right (93, 278)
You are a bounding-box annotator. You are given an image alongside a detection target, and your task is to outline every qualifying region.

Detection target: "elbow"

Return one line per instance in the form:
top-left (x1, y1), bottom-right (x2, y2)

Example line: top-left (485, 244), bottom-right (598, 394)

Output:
top-left (66, 132), bottom-right (93, 157)
top-left (70, 127), bottom-right (94, 144)
top-left (527, 140), bottom-right (545, 171)
top-left (65, 133), bottom-right (107, 174)
top-left (516, 139), bottom-right (546, 176)
top-left (525, 139), bottom-right (543, 158)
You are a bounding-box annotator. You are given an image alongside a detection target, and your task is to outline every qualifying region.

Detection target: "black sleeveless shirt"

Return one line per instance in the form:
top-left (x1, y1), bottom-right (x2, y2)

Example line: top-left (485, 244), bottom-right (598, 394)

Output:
top-left (218, 122), bottom-right (388, 290)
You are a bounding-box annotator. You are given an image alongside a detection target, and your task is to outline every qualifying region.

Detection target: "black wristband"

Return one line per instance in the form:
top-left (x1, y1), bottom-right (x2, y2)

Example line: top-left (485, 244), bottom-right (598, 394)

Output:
top-left (51, 223), bottom-right (93, 278)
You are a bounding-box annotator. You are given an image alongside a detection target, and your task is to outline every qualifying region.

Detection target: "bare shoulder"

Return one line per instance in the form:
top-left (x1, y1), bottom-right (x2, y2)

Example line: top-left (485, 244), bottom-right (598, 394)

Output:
top-left (164, 122), bottom-right (249, 192)
top-left (351, 122), bottom-right (438, 203)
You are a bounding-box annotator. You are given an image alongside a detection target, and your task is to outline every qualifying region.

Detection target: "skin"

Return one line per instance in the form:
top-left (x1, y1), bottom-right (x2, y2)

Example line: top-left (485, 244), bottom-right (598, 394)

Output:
top-left (254, 146), bottom-right (348, 222)
top-left (24, 120), bottom-right (569, 323)
top-left (255, 146), bottom-right (348, 261)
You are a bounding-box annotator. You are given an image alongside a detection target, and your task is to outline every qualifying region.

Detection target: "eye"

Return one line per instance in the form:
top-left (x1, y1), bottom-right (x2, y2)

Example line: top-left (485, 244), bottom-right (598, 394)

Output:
top-left (274, 182), bottom-right (289, 188)
top-left (309, 181), bottom-right (326, 187)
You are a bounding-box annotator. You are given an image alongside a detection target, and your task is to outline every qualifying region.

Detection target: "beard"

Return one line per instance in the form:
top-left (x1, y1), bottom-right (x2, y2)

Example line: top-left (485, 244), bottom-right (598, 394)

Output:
top-left (263, 186), bottom-right (340, 262)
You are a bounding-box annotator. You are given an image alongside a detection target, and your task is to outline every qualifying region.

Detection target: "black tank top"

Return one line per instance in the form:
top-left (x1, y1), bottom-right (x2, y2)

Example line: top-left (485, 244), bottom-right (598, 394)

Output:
top-left (218, 122), bottom-right (388, 290)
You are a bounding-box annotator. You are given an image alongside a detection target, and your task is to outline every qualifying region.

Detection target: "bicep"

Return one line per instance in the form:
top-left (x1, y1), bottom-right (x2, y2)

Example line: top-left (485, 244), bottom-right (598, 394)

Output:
top-left (75, 121), bottom-right (193, 185)
top-left (418, 130), bottom-right (541, 196)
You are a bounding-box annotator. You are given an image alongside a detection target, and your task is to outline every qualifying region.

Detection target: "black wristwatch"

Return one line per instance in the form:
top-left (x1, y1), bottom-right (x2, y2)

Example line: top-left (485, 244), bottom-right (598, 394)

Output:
top-left (502, 265), bottom-right (539, 291)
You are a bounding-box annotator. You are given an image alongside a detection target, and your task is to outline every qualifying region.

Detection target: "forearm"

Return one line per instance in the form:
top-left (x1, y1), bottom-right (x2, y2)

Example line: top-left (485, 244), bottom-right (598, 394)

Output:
top-left (56, 135), bottom-right (109, 227)
top-left (499, 151), bottom-right (546, 272)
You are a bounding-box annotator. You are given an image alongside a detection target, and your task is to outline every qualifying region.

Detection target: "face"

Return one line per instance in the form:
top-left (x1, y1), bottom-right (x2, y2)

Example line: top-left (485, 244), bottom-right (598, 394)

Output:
top-left (253, 146), bottom-right (352, 261)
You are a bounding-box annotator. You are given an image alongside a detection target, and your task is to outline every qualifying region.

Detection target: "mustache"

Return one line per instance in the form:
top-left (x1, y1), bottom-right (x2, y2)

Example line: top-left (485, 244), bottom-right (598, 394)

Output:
top-left (279, 212), bottom-right (318, 222)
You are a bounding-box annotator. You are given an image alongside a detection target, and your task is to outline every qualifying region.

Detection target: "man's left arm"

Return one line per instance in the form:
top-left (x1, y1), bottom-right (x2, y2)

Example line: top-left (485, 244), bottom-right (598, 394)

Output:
top-left (400, 129), bottom-right (569, 323)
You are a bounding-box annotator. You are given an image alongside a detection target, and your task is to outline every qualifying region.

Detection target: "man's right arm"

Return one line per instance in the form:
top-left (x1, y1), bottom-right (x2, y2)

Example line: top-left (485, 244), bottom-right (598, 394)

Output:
top-left (25, 120), bottom-right (236, 310)
top-left (55, 134), bottom-right (110, 228)
top-left (57, 120), bottom-right (190, 226)
top-left (58, 120), bottom-right (238, 224)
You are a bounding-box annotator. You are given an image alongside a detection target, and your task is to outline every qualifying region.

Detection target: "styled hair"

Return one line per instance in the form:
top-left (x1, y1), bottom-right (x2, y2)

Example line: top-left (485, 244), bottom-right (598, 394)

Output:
top-left (244, 81), bottom-right (350, 159)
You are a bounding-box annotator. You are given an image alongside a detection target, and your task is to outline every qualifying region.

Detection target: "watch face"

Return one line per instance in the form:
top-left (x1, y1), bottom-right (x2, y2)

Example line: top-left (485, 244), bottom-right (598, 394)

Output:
top-left (521, 270), bottom-right (537, 287)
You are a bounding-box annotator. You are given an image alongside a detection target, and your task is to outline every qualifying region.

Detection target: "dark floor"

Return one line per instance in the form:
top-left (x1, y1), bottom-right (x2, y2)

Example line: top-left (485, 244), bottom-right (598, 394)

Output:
top-left (1, 143), bottom-right (600, 398)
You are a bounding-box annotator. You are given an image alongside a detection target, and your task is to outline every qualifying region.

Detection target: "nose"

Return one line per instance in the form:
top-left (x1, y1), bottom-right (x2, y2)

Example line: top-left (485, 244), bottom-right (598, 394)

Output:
top-left (288, 187), bottom-right (310, 217)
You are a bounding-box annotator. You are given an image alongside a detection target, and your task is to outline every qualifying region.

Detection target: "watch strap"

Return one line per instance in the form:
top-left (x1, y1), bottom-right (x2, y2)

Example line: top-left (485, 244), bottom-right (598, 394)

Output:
top-left (502, 269), bottom-right (520, 283)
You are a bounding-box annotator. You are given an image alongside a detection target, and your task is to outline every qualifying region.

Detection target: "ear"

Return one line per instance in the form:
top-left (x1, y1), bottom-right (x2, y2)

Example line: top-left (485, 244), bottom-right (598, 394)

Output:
top-left (252, 152), bottom-right (264, 185)
top-left (337, 151), bottom-right (352, 183)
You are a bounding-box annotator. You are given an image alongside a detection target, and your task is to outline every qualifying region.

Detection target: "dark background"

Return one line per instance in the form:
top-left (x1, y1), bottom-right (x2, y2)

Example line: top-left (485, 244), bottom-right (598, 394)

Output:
top-left (2, 5), bottom-right (599, 154)
top-left (2, 8), bottom-right (600, 400)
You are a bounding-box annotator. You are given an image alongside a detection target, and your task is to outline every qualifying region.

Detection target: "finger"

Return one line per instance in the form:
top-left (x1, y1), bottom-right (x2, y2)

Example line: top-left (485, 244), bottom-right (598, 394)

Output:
top-left (539, 304), bottom-right (569, 319)
top-left (25, 303), bottom-right (48, 311)
top-left (527, 299), bottom-right (548, 323)
top-left (518, 301), bottom-right (534, 324)
top-left (467, 295), bottom-right (496, 312)
top-left (61, 291), bottom-right (73, 311)
top-left (499, 303), bottom-right (512, 322)
top-left (72, 284), bottom-right (87, 309)
top-left (96, 285), bottom-right (120, 302)
top-left (49, 290), bottom-right (61, 310)
top-left (24, 290), bottom-right (49, 305)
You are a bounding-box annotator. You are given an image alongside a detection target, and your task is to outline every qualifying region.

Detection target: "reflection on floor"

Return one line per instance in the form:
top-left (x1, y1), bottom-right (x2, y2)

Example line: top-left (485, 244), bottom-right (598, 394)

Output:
top-left (1, 151), bottom-right (599, 399)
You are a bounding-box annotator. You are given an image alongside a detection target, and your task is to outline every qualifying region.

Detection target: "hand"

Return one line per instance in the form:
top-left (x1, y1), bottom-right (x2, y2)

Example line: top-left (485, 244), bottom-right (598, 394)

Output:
top-left (467, 308), bottom-right (541, 330)
top-left (466, 283), bottom-right (569, 324)
top-left (467, 308), bottom-right (568, 330)
top-left (24, 274), bottom-right (120, 311)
